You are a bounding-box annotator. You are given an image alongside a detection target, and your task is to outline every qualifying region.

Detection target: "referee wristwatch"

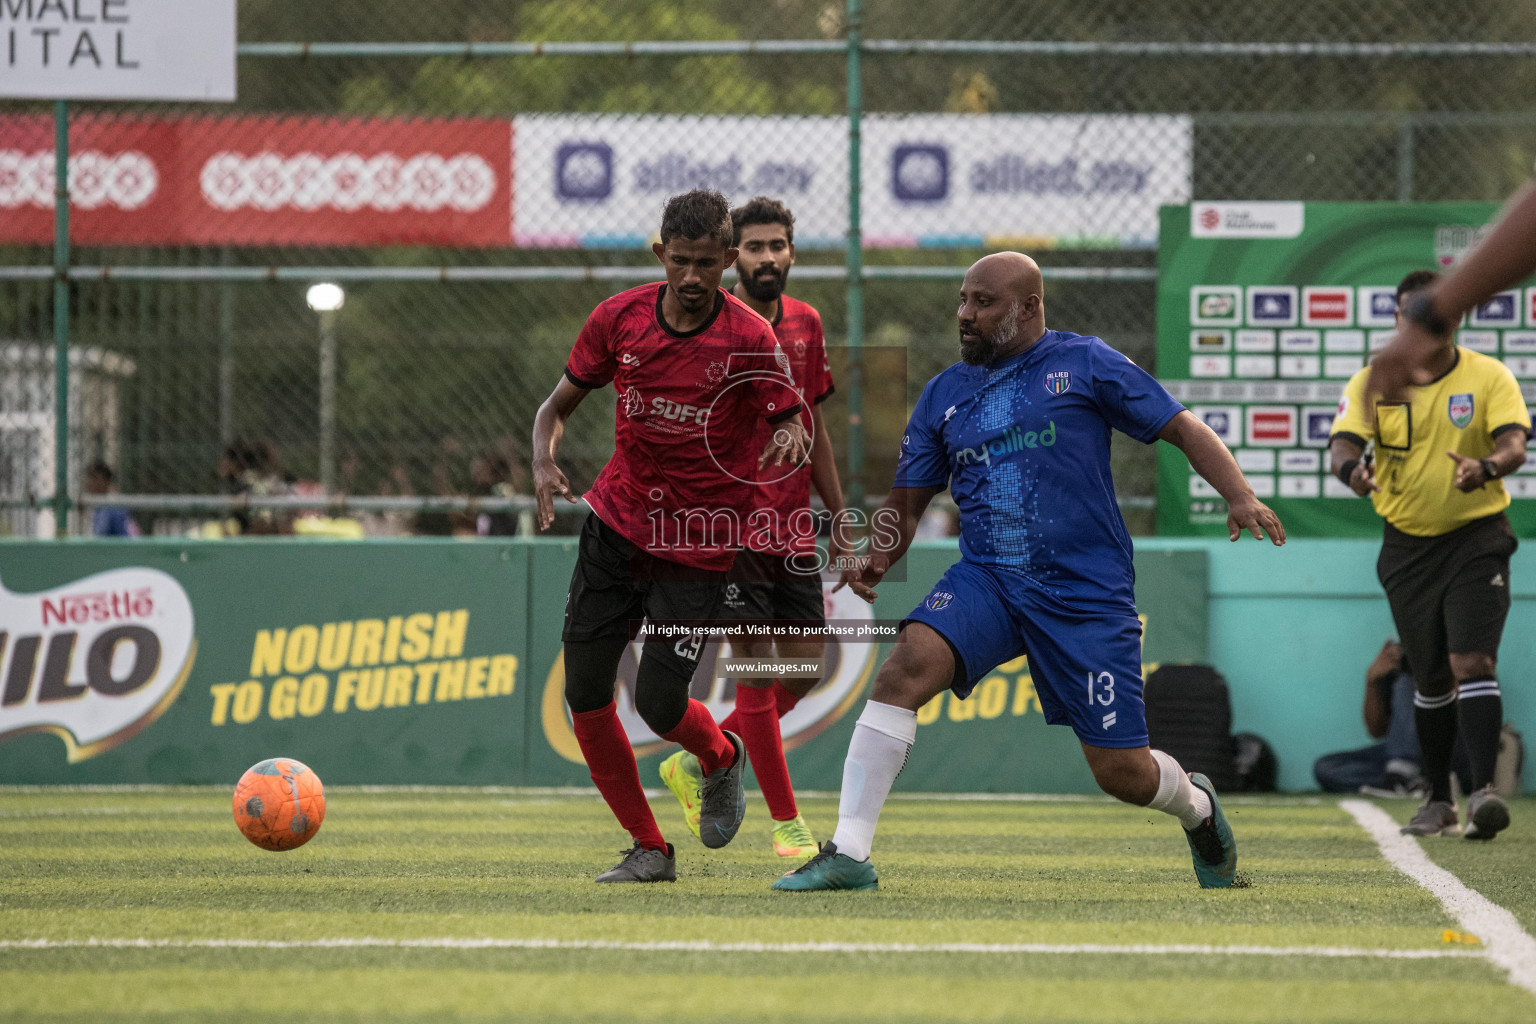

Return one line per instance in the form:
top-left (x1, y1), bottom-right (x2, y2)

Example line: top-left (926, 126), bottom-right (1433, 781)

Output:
top-left (1479, 457), bottom-right (1501, 482)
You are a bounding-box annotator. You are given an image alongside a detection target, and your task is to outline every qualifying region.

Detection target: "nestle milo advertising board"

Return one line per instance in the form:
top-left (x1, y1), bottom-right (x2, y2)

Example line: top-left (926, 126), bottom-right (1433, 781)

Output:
top-left (0, 538), bottom-right (1206, 792)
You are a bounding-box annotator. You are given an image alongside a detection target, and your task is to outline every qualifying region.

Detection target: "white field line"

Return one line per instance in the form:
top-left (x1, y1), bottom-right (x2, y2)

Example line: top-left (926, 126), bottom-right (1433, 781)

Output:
top-left (1342, 798), bottom-right (1536, 996)
top-left (0, 936), bottom-right (1483, 960)
top-left (0, 785), bottom-right (1318, 807)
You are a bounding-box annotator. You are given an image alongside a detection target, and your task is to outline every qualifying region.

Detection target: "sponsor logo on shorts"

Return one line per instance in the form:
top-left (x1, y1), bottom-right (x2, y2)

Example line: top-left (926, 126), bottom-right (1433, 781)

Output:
top-left (1492, 573), bottom-right (1505, 588)
top-left (1101, 711), bottom-right (1118, 730)
top-left (1045, 370), bottom-right (1072, 395)
top-left (926, 591), bottom-right (954, 611)
top-left (1449, 393), bottom-right (1474, 429)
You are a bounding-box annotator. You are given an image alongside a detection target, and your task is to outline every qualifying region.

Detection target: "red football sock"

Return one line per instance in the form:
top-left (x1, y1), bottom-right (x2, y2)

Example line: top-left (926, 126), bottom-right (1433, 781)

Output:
top-left (720, 679), bottom-right (803, 734)
top-left (772, 680), bottom-right (802, 716)
top-left (659, 699), bottom-right (735, 776)
top-left (732, 683), bottom-right (797, 821)
top-left (572, 703), bottom-right (667, 851)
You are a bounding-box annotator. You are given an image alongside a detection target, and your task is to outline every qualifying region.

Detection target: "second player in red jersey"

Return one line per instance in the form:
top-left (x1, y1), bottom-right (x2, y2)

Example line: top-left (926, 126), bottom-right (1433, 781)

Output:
top-left (532, 190), bottom-right (811, 883)
top-left (659, 197), bottom-right (848, 860)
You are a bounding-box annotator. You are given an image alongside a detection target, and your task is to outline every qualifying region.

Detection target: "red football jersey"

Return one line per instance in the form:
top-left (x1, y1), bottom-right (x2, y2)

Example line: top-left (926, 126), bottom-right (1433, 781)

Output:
top-left (565, 283), bottom-right (801, 571)
top-left (744, 294), bottom-right (835, 556)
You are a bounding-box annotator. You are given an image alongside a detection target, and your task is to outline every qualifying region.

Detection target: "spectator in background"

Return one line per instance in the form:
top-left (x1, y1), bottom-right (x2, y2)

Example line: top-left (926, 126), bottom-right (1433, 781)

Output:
top-left (85, 462), bottom-right (138, 537)
top-left (374, 460), bottom-right (418, 537)
top-left (1314, 639), bottom-right (1470, 797)
top-left (416, 435), bottom-right (467, 537)
top-left (217, 442), bottom-right (254, 535)
top-left (471, 451), bottom-right (519, 537)
top-left (240, 440), bottom-right (292, 535)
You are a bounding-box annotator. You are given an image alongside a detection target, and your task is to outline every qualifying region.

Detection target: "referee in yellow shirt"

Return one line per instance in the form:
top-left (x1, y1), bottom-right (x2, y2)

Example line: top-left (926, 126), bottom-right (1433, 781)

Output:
top-left (1331, 269), bottom-right (1530, 841)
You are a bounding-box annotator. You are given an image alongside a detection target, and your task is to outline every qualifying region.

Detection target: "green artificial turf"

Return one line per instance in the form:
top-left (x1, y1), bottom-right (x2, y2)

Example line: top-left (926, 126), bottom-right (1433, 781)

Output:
top-left (1, 789), bottom-right (1533, 1023)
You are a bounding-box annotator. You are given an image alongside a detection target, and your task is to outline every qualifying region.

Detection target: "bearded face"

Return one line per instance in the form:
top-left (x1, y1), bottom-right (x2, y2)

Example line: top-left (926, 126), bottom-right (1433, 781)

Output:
top-left (959, 299), bottom-right (1020, 365)
top-left (739, 261), bottom-right (788, 303)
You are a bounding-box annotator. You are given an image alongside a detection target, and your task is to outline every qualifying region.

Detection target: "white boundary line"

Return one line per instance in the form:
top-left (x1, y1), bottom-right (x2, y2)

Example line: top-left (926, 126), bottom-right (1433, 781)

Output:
top-left (0, 936), bottom-right (1483, 959)
top-left (1342, 799), bottom-right (1536, 995)
top-left (0, 785), bottom-right (1322, 806)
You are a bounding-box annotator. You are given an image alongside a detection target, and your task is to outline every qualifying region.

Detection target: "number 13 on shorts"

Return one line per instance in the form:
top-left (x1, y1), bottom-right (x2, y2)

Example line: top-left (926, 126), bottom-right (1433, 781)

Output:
top-left (1087, 671), bottom-right (1116, 706)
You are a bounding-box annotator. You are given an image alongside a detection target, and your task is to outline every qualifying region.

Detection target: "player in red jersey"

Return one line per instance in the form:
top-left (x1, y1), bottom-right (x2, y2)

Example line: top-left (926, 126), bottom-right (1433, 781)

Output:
top-left (659, 197), bottom-right (846, 859)
top-left (532, 189), bottom-right (811, 883)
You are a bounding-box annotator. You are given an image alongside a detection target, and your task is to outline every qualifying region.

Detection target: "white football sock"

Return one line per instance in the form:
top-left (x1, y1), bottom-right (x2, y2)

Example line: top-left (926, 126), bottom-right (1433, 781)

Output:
top-left (1146, 749), bottom-right (1212, 830)
top-left (829, 701), bottom-right (918, 862)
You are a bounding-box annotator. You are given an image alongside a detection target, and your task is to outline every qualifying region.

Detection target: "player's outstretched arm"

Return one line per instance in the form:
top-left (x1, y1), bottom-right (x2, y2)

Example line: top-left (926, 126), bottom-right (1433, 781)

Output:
top-left (531, 376), bottom-right (590, 531)
top-left (1157, 410), bottom-right (1286, 545)
top-left (834, 484), bottom-right (946, 602)
top-left (1370, 181), bottom-right (1536, 401)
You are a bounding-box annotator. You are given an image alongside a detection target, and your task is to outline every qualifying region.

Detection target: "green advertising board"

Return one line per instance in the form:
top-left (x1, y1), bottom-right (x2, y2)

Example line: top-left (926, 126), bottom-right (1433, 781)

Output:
top-left (1156, 202), bottom-right (1536, 537)
top-left (0, 538), bottom-right (1206, 794)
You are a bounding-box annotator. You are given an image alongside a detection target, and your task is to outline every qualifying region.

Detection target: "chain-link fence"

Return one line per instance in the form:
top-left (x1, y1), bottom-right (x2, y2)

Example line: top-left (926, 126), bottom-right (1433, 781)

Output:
top-left (5, 0), bottom-right (1536, 537)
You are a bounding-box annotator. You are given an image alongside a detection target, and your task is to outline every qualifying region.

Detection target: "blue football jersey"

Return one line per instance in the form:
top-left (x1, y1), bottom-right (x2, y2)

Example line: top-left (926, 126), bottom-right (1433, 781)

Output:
top-left (895, 330), bottom-right (1183, 604)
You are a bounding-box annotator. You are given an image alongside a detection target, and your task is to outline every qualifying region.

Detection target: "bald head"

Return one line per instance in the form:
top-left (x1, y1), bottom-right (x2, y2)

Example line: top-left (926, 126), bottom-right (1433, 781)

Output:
top-left (967, 251), bottom-right (1043, 302)
top-left (957, 251), bottom-right (1046, 365)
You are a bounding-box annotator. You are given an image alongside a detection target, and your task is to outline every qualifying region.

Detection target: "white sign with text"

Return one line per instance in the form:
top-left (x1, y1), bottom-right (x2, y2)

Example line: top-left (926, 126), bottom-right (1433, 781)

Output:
top-left (0, 0), bottom-right (235, 101)
top-left (514, 113), bottom-right (1191, 249)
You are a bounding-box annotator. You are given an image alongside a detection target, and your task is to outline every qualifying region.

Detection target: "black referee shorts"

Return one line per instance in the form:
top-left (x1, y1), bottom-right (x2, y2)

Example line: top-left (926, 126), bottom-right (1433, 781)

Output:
top-left (1377, 512), bottom-right (1517, 697)
top-left (561, 513), bottom-right (727, 682)
top-left (721, 547), bottom-right (827, 628)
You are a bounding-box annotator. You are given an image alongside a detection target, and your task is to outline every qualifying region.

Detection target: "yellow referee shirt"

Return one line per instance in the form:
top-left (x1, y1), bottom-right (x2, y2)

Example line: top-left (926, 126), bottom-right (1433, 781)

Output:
top-left (1331, 347), bottom-right (1530, 537)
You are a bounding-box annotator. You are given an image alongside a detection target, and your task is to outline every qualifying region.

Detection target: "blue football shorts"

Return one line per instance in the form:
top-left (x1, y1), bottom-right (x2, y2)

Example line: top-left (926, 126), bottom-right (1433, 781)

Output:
top-left (903, 559), bottom-right (1149, 748)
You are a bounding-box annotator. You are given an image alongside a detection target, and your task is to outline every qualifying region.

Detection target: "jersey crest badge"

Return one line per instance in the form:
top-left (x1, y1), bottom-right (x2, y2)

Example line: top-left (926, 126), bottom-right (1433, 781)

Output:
top-left (1448, 393), bottom-right (1473, 429)
top-left (1045, 370), bottom-right (1072, 395)
top-left (622, 386), bottom-right (645, 417)
top-left (926, 591), bottom-right (954, 611)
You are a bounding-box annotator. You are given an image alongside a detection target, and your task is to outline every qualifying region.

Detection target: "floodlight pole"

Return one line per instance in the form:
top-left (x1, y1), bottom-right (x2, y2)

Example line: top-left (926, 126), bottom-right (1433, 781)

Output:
top-left (52, 99), bottom-right (70, 538)
top-left (845, 0), bottom-right (865, 511)
top-left (318, 308), bottom-right (337, 495)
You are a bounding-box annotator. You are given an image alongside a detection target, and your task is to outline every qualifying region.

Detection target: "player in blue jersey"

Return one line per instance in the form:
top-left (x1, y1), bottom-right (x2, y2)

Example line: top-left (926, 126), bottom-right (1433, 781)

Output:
top-left (774, 252), bottom-right (1286, 893)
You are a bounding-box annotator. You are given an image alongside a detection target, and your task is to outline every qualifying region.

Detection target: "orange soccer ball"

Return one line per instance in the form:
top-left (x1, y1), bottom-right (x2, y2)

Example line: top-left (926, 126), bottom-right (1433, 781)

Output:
top-left (232, 757), bottom-right (326, 851)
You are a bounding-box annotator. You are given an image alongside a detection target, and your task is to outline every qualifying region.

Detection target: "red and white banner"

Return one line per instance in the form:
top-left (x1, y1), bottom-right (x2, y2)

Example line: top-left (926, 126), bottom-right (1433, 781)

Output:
top-left (0, 115), bottom-right (512, 247)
